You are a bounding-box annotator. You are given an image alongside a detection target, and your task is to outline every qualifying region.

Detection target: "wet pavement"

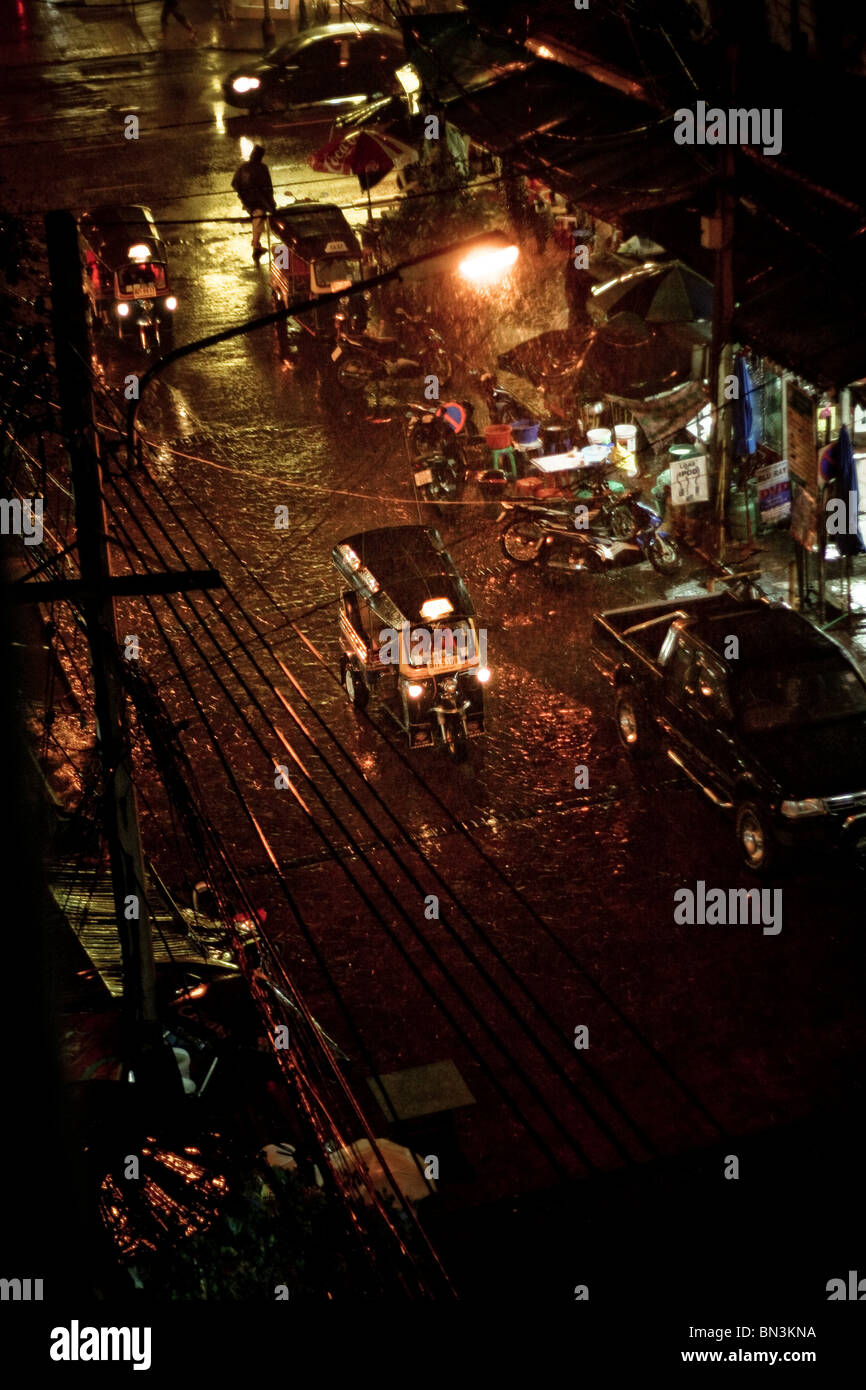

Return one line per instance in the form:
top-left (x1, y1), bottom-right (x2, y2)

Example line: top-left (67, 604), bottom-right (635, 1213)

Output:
top-left (4, 9), bottom-right (866, 1296)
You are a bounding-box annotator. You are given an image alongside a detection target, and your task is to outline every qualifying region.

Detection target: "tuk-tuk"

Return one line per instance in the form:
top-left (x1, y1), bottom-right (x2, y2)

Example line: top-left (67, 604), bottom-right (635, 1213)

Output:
top-left (267, 200), bottom-right (367, 357)
top-left (332, 525), bottom-right (489, 760)
top-left (79, 204), bottom-right (177, 352)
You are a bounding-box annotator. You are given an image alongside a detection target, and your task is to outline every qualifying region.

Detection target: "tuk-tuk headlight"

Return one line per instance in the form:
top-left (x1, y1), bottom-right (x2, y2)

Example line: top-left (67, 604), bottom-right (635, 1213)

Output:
top-left (406, 683), bottom-right (424, 699)
top-left (165, 296), bottom-right (178, 311)
top-left (476, 666), bottom-right (491, 683)
top-left (117, 302), bottom-right (130, 317)
top-left (232, 76), bottom-right (261, 93)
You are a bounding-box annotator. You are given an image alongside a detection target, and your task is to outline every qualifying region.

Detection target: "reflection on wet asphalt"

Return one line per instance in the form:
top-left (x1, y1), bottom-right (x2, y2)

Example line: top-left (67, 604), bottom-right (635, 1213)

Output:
top-left (10, 48), bottom-right (865, 1215)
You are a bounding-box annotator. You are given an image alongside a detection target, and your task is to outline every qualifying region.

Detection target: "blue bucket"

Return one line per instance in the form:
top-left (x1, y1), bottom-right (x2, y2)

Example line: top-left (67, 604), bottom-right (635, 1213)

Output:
top-left (510, 418), bottom-right (541, 445)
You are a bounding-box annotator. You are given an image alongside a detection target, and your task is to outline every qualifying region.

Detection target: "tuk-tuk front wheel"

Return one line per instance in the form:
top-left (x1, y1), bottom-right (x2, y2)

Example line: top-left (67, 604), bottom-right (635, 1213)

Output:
top-left (341, 657), bottom-right (369, 711)
top-left (441, 718), bottom-right (468, 761)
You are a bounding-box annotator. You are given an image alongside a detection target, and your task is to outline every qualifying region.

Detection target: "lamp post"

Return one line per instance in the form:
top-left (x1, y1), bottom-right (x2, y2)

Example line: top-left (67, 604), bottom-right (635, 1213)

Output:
top-left (262, 0), bottom-right (275, 47)
top-left (126, 231), bottom-right (518, 465)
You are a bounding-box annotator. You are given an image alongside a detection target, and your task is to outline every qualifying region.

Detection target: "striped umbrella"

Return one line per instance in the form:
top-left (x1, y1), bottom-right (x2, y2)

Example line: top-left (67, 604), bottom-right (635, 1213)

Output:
top-left (309, 128), bottom-right (419, 220)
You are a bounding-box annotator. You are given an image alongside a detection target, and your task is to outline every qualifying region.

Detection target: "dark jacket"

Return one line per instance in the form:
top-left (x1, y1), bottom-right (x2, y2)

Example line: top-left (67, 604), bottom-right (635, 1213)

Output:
top-left (232, 159), bottom-right (275, 213)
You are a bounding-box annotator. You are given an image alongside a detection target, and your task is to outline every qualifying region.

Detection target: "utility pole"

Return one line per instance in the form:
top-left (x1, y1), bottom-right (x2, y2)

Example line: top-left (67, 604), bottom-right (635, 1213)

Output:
top-left (44, 210), bottom-right (174, 1095)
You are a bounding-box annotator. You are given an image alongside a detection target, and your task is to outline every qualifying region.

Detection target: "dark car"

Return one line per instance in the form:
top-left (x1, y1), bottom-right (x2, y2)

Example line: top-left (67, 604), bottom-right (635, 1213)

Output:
top-left (592, 582), bottom-right (866, 872)
top-left (223, 22), bottom-right (406, 114)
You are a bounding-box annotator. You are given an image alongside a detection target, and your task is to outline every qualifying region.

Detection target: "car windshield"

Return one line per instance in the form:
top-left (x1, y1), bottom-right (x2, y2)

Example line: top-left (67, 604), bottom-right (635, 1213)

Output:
top-left (270, 37), bottom-right (304, 64)
top-left (734, 660), bottom-right (866, 733)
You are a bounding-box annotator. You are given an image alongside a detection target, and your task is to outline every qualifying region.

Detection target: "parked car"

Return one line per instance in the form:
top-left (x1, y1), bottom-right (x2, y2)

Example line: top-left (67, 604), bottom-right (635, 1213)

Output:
top-left (223, 22), bottom-right (406, 114)
top-left (592, 580), bottom-right (866, 871)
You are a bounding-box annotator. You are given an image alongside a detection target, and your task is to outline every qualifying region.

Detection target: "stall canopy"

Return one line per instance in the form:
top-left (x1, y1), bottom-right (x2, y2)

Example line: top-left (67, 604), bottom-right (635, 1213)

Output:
top-left (410, 2), bottom-right (866, 388)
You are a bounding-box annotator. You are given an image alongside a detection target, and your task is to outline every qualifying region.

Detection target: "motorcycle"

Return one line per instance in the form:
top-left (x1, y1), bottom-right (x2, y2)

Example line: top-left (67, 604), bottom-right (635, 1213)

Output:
top-left (330, 305), bottom-right (452, 393)
top-left (499, 495), bottom-right (682, 576)
top-left (405, 398), bottom-right (483, 509)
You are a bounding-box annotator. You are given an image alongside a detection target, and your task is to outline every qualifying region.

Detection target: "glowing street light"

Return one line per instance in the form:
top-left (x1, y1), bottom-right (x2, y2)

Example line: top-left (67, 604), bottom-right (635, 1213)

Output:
top-left (458, 242), bottom-right (519, 284)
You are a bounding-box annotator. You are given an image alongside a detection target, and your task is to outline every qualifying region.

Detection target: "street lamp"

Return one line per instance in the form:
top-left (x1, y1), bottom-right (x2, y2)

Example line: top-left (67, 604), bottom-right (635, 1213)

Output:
top-left (126, 231), bottom-right (519, 465)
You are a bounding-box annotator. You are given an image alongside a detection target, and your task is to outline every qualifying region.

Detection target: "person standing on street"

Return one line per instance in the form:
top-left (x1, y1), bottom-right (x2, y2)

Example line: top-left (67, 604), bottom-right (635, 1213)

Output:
top-left (231, 146), bottom-right (276, 261)
top-left (161, 0), bottom-right (197, 41)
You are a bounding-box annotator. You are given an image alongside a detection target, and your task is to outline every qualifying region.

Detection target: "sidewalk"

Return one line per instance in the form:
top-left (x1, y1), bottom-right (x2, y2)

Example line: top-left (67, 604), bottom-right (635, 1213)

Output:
top-left (0, 0), bottom-right (362, 69)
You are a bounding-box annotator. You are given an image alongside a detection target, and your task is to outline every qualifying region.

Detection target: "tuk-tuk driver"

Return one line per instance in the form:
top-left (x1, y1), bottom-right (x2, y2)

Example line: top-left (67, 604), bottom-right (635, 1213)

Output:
top-left (231, 146), bottom-right (277, 262)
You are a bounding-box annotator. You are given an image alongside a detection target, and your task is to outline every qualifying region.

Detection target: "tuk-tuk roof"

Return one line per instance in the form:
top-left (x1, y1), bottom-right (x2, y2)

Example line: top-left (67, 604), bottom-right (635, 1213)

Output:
top-left (332, 525), bottom-right (476, 625)
top-left (269, 202), bottom-right (362, 260)
top-left (80, 205), bottom-right (167, 264)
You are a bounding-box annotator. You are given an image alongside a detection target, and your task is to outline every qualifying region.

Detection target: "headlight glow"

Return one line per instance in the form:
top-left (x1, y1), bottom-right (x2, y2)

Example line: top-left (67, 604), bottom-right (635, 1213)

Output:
top-left (780, 798), bottom-right (827, 819)
top-left (232, 76), bottom-right (261, 94)
top-left (406, 683), bottom-right (424, 699)
top-left (476, 666), bottom-right (491, 683)
top-left (117, 302), bottom-right (130, 317)
top-left (165, 296), bottom-right (178, 311)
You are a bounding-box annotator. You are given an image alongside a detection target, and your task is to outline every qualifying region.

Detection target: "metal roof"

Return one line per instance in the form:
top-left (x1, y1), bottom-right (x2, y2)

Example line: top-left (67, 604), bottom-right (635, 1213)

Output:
top-left (332, 526), bottom-right (476, 625)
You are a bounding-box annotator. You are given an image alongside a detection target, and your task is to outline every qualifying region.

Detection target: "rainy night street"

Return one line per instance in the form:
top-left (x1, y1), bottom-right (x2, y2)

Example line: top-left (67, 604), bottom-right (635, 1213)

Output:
top-left (2, 0), bottom-right (866, 1338)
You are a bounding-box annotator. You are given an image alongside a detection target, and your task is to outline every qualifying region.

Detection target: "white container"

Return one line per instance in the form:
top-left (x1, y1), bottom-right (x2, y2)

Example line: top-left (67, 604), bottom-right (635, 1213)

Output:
top-left (587, 428), bottom-right (612, 445)
top-left (614, 424), bottom-right (637, 448)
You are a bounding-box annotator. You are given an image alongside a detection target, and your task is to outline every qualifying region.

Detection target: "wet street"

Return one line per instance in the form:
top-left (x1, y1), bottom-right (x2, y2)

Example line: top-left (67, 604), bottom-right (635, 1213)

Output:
top-left (4, 29), bottom-right (866, 1302)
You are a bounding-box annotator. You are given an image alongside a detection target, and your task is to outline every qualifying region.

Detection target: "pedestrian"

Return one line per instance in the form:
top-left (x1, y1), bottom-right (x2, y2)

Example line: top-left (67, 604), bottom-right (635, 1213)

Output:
top-left (161, 0), bottom-right (197, 41)
top-left (564, 228), bottom-right (595, 335)
top-left (231, 145), bottom-right (276, 261)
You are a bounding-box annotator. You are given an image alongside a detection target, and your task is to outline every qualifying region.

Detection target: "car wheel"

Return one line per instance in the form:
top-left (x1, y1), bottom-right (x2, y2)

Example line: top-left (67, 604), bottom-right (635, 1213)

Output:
top-left (735, 799), bottom-right (776, 873)
top-left (342, 658), bottom-right (369, 711)
top-left (615, 686), bottom-right (653, 757)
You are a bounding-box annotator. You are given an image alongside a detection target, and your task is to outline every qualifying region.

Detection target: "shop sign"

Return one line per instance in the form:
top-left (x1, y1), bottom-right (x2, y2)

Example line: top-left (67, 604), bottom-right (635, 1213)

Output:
top-left (756, 458), bottom-right (791, 522)
top-left (670, 451), bottom-right (709, 504)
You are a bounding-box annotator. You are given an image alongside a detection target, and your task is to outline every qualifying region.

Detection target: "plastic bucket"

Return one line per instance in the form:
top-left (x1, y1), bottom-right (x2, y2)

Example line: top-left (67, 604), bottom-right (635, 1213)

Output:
top-left (484, 423), bottom-right (512, 449)
top-left (614, 424), bottom-right (637, 448)
top-left (510, 418), bottom-right (541, 445)
top-left (587, 427), bottom-right (612, 445)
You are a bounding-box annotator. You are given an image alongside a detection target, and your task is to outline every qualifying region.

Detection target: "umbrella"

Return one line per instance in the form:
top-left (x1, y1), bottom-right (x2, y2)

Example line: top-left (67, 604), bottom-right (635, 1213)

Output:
top-left (327, 1138), bottom-right (435, 1206)
top-left (498, 314), bottom-right (689, 399)
top-left (309, 129), bottom-right (419, 220)
top-left (591, 260), bottom-right (713, 324)
top-left (820, 424), bottom-right (865, 557)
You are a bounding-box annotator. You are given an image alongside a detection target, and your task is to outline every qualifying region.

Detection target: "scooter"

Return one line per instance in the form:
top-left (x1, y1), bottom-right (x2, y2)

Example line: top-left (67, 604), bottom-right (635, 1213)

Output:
top-left (405, 398), bottom-right (482, 509)
top-left (499, 496), bottom-right (681, 576)
top-left (331, 305), bottom-right (451, 393)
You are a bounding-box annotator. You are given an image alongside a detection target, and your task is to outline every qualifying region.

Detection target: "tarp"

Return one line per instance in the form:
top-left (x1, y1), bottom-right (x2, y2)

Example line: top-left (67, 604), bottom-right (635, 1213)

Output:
top-left (605, 380), bottom-right (710, 450)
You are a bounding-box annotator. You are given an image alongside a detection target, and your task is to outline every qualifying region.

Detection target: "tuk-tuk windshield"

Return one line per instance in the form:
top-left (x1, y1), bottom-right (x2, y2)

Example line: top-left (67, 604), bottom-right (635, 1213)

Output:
top-left (405, 619), bottom-right (477, 670)
top-left (312, 257), bottom-right (359, 291)
top-left (117, 263), bottom-right (167, 295)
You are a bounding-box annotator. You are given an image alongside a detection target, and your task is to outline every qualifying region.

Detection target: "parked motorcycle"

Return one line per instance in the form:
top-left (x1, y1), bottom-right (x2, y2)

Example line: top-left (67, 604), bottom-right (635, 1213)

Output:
top-left (405, 398), bottom-right (482, 508)
top-left (499, 496), bottom-right (682, 576)
top-left (331, 305), bottom-right (452, 393)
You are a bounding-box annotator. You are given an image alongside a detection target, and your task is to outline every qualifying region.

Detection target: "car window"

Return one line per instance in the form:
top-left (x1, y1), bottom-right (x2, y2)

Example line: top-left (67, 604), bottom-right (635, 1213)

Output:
top-left (692, 655), bottom-right (733, 722)
top-left (665, 639), bottom-right (698, 700)
top-left (734, 660), bottom-right (866, 733)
